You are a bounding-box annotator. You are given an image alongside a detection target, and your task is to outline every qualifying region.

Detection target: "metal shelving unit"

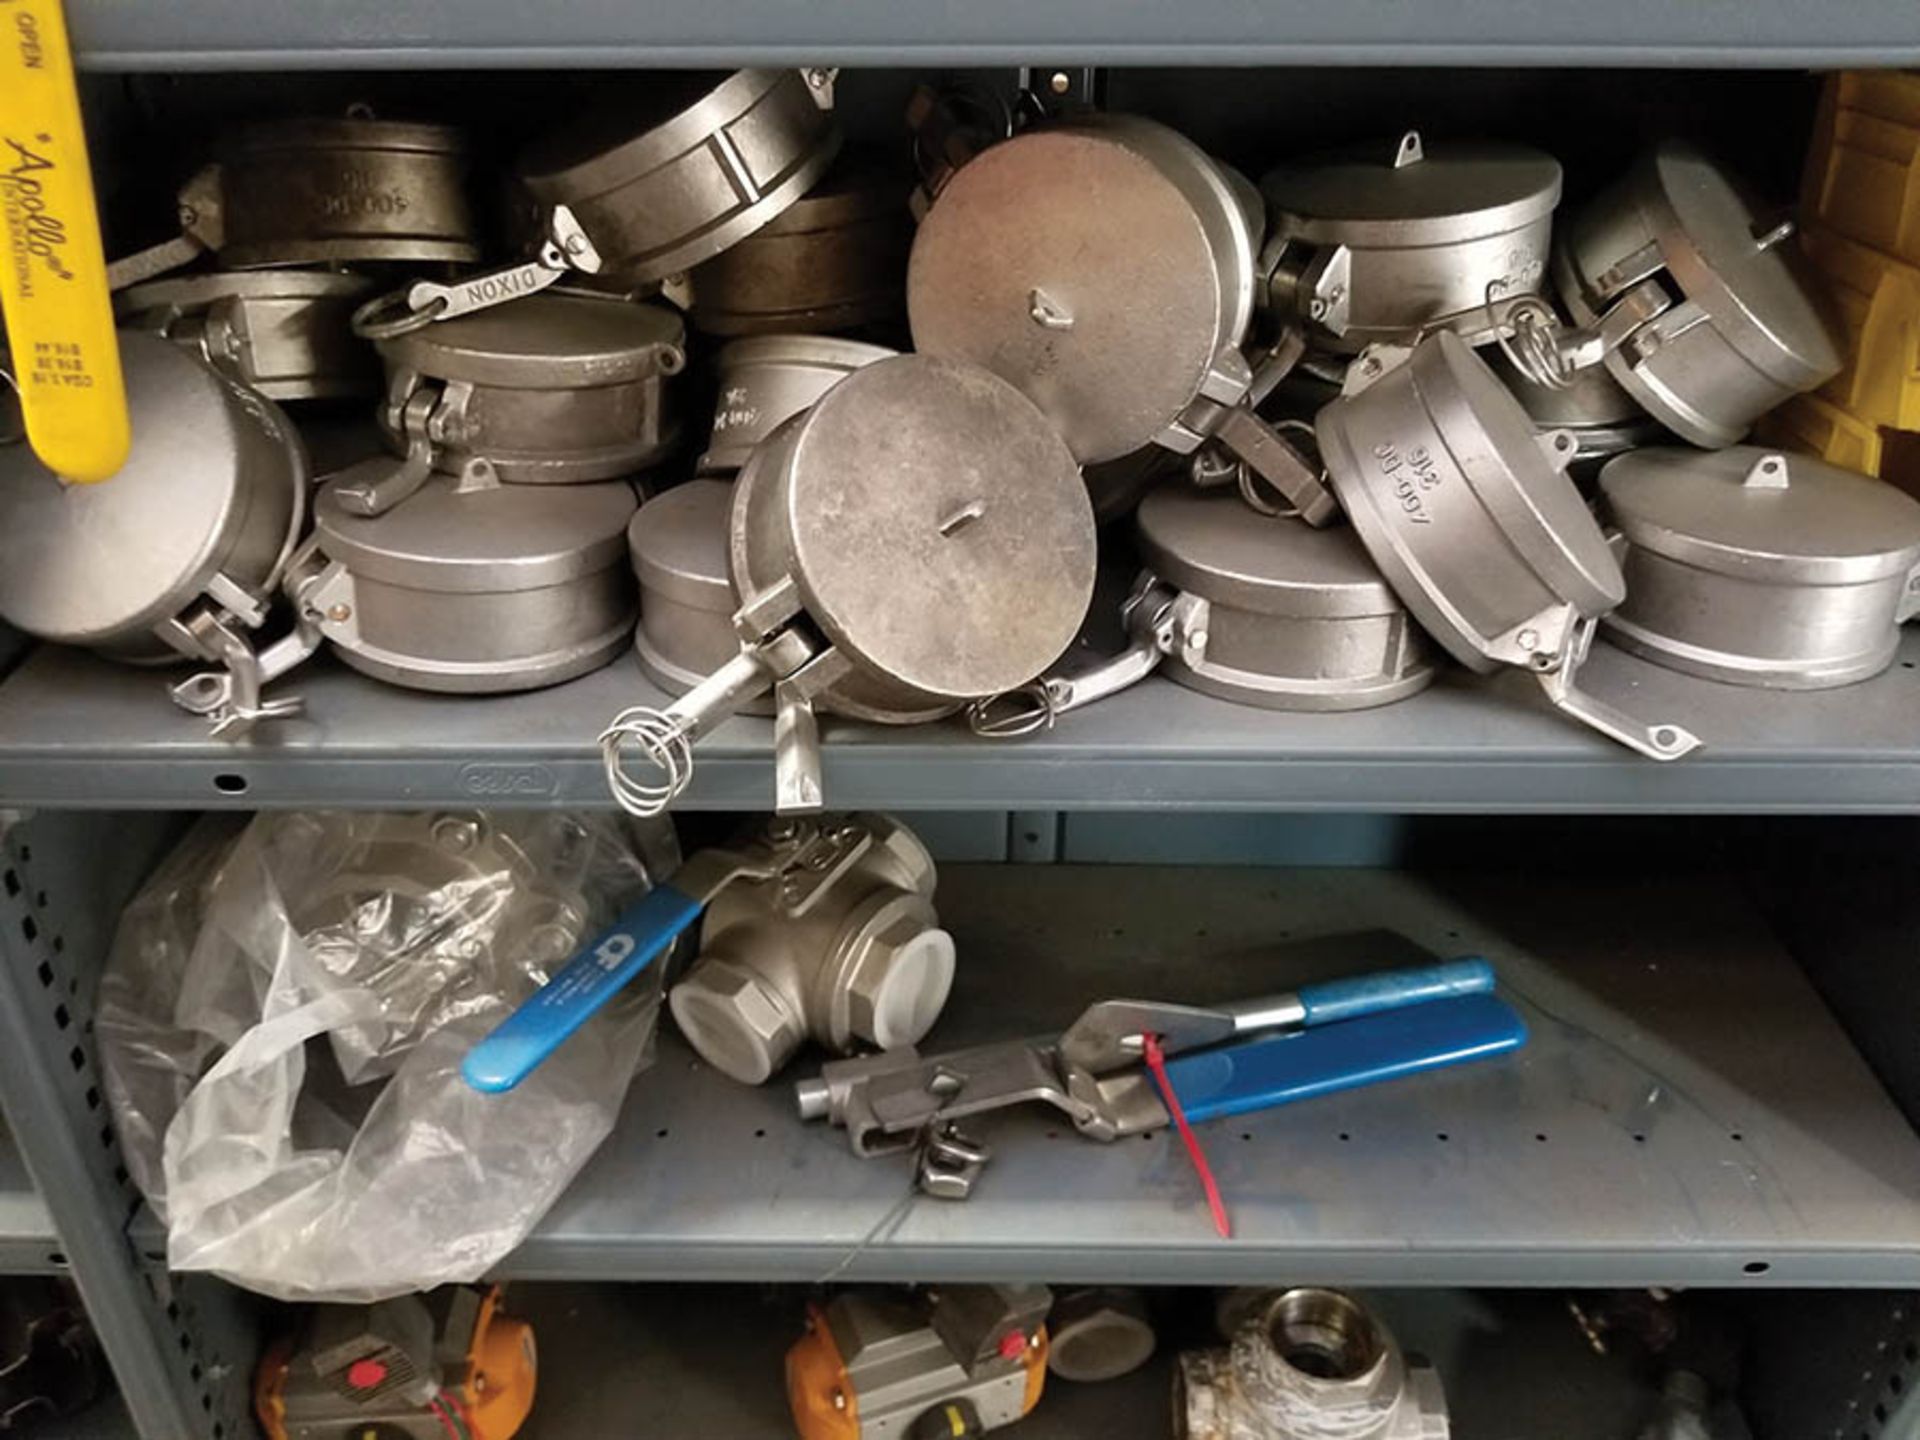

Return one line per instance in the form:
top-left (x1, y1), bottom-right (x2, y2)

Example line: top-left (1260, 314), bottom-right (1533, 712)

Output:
top-left (393, 866), bottom-right (1920, 1289)
top-left (61, 0), bottom-right (1920, 70)
top-left (6, 635), bottom-right (1920, 811)
top-left (5, 18), bottom-right (1920, 1439)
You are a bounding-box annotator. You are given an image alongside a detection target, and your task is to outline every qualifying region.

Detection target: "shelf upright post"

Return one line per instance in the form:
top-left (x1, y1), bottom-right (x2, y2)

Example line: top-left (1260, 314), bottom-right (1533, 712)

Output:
top-left (0, 812), bottom-right (254, 1440)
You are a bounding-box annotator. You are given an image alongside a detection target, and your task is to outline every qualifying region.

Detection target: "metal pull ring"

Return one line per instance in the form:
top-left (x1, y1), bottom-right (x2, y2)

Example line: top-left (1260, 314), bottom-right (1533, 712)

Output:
top-left (1489, 275), bottom-right (1672, 392)
top-left (969, 581), bottom-right (1176, 739)
top-left (351, 285), bottom-right (447, 341)
top-left (600, 706), bottom-right (697, 817)
top-left (350, 205), bottom-right (601, 339)
top-left (967, 679), bottom-right (1067, 738)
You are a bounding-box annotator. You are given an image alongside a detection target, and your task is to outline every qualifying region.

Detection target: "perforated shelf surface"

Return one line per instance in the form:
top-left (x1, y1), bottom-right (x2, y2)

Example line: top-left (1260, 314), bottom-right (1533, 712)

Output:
top-left (393, 866), bottom-right (1920, 1287)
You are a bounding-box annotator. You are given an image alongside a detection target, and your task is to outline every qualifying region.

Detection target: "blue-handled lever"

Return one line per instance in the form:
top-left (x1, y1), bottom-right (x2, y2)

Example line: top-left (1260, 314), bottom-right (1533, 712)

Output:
top-left (1160, 992), bottom-right (1528, 1126)
top-left (463, 820), bottom-right (877, 1093)
top-left (462, 882), bottom-right (707, 1093)
top-left (796, 957), bottom-right (1525, 1192)
top-left (1055, 956), bottom-right (1495, 1075)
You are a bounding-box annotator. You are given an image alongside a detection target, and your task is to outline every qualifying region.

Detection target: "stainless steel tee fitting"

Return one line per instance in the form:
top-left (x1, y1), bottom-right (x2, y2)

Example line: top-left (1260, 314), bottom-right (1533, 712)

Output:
top-left (667, 813), bottom-right (956, 1084)
top-left (1177, 1289), bottom-right (1449, 1440)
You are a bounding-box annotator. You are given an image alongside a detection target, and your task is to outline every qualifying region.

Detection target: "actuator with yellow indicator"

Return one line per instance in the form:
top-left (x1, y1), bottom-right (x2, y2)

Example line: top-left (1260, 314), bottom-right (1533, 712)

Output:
top-left (0, 0), bottom-right (129, 482)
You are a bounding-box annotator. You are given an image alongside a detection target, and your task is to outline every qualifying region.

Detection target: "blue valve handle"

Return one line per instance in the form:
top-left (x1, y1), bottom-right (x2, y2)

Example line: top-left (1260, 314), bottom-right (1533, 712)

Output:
top-left (462, 882), bottom-right (707, 1094)
top-left (1293, 957), bottom-right (1494, 1029)
top-left (1164, 993), bottom-right (1527, 1125)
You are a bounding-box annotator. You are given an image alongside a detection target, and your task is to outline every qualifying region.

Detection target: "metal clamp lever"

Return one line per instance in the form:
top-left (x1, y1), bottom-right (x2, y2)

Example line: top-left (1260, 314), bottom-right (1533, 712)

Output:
top-left (1492, 276), bottom-right (1672, 391)
top-left (352, 205), bottom-right (603, 339)
top-left (600, 603), bottom-right (844, 817)
top-left (168, 621), bottom-right (322, 739)
top-left (1532, 617), bottom-right (1701, 762)
top-left (330, 389), bottom-right (449, 516)
top-left (968, 578), bottom-right (1177, 737)
top-left (1176, 335), bottom-right (1339, 525)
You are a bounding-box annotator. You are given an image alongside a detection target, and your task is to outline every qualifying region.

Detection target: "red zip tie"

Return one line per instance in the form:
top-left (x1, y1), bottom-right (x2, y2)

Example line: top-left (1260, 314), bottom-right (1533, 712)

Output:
top-left (1141, 1032), bottom-right (1232, 1239)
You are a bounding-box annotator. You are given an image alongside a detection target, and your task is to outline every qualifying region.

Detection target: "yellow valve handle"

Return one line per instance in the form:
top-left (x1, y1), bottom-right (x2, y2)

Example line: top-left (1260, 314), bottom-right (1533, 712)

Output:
top-left (0, 0), bottom-right (128, 481)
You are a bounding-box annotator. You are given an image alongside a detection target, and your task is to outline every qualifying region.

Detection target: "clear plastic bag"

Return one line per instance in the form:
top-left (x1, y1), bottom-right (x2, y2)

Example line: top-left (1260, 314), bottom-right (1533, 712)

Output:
top-left (96, 810), bottom-right (677, 1302)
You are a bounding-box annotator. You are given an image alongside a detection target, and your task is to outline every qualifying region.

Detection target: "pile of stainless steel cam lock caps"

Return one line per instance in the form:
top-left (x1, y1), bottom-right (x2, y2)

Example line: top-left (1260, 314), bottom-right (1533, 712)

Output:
top-left (6, 75), bottom-right (1917, 801)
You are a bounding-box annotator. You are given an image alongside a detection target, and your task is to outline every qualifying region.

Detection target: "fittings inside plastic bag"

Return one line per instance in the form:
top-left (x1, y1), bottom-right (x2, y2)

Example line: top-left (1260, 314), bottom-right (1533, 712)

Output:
top-left (96, 810), bottom-right (677, 1302)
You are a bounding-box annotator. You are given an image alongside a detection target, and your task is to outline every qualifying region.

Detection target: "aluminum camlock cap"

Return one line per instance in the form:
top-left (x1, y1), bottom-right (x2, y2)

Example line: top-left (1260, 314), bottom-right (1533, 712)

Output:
top-left (1136, 485), bottom-right (1407, 620)
top-left (375, 293), bottom-right (686, 391)
top-left (215, 117), bottom-right (480, 269)
top-left (908, 116), bottom-right (1260, 465)
top-left (626, 478), bottom-right (769, 704)
top-left (1261, 134), bottom-right (1561, 250)
top-left (1626, 143), bottom-right (1841, 390)
top-left (309, 464), bottom-right (639, 693)
top-left (1600, 447), bottom-right (1920, 690)
top-left (1260, 132), bottom-right (1562, 347)
top-left (0, 332), bottom-right (306, 646)
top-left (628, 478), bottom-right (737, 616)
top-left (688, 158), bottom-right (912, 337)
top-left (1321, 331), bottom-right (1625, 660)
top-left (316, 471), bottom-right (637, 594)
top-left (731, 353), bottom-right (1097, 705)
top-left (1133, 485), bottom-right (1436, 711)
top-left (519, 69), bottom-right (843, 285)
top-left (1555, 142), bottom-right (1844, 447)
top-left (1602, 446), bottom-right (1920, 586)
top-left (116, 270), bottom-right (382, 402)
top-left (700, 334), bottom-right (895, 474)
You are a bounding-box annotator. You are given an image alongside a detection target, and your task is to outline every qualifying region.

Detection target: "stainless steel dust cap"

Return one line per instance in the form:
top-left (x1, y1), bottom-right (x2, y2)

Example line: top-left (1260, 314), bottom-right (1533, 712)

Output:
top-left (909, 115), bottom-right (1335, 522)
top-left (1318, 331), bottom-right (1698, 759)
top-left (687, 158), bottom-right (911, 336)
top-left (1601, 446), bottom-right (1920, 688)
top-left (116, 270), bottom-right (380, 402)
top-left (345, 293), bottom-right (685, 509)
top-left (1134, 485), bottom-right (1436, 710)
top-left (301, 465), bottom-right (638, 693)
top-left (107, 116), bottom-right (480, 289)
top-left (1555, 142), bottom-right (1844, 448)
top-left (627, 478), bottom-right (763, 703)
top-left (699, 334), bottom-right (895, 475)
top-left (519, 68), bottom-right (842, 287)
top-left (0, 331), bottom-right (311, 737)
top-left (910, 115), bottom-right (1258, 465)
top-left (1261, 130), bottom-right (1562, 350)
top-left (0, 331), bottom-right (305, 650)
top-left (733, 352), bottom-right (1097, 712)
top-left (599, 353), bottom-right (1096, 818)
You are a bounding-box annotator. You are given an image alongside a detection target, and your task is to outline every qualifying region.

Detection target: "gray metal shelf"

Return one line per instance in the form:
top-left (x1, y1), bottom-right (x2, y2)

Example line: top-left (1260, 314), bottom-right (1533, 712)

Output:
top-left (438, 867), bottom-right (1920, 1288)
top-left (63, 0), bottom-right (1920, 71)
top-left (0, 1121), bottom-right (64, 1274)
top-left (7, 634), bottom-right (1920, 812)
top-left (512, 1283), bottom-right (1660, 1440)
